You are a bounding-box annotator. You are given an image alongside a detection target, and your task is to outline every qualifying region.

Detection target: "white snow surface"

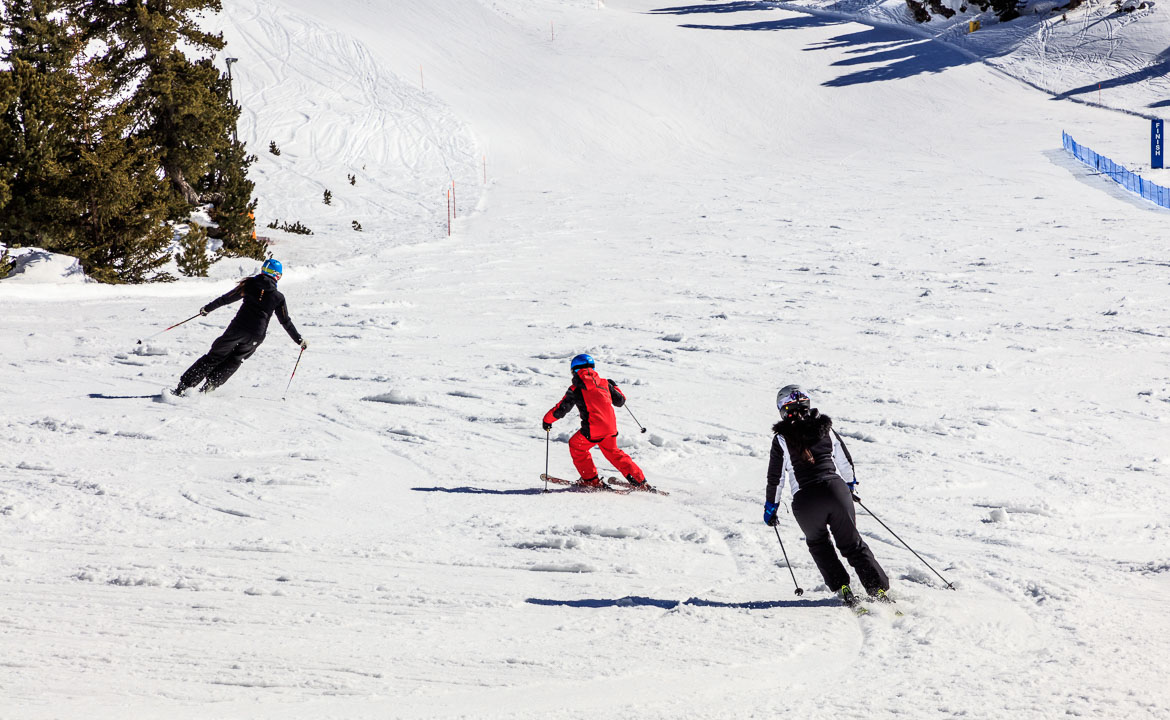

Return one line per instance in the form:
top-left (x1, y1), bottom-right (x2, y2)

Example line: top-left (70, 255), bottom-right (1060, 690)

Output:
top-left (3, 1), bottom-right (1170, 717)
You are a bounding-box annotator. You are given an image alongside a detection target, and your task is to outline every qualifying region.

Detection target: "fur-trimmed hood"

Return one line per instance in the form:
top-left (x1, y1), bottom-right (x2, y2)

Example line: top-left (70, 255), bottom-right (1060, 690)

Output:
top-left (772, 409), bottom-right (832, 447)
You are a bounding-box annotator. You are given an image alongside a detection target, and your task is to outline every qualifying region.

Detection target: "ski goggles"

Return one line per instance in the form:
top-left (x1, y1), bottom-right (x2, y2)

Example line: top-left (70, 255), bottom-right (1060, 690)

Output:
top-left (779, 394), bottom-right (810, 418)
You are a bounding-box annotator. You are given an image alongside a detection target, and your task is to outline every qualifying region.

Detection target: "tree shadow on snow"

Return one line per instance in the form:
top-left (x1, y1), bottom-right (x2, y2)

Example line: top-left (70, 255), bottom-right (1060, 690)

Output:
top-left (651, 1), bottom-right (779, 15)
top-left (1150, 99), bottom-right (1170, 109)
top-left (527, 595), bottom-right (838, 610)
top-left (413, 485), bottom-right (554, 496)
top-left (654, 4), bottom-right (998, 87)
top-left (679, 14), bottom-right (841, 31)
top-left (650, 1), bottom-right (843, 31)
top-left (657, 7), bottom-right (967, 85)
top-left (810, 27), bottom-right (969, 87)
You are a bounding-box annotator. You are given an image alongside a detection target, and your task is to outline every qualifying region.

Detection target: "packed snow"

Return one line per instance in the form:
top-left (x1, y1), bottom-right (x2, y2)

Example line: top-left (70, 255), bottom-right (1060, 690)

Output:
top-left (2, 0), bottom-right (1168, 717)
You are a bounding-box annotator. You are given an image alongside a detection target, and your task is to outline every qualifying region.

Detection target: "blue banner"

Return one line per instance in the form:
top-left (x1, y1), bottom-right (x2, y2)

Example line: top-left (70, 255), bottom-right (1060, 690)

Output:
top-left (1064, 131), bottom-right (1170, 209)
top-left (1154, 119), bottom-right (1164, 170)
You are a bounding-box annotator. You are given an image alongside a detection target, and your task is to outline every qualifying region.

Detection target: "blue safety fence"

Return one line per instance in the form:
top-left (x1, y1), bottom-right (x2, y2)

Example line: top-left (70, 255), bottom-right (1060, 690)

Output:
top-left (1063, 131), bottom-right (1170, 209)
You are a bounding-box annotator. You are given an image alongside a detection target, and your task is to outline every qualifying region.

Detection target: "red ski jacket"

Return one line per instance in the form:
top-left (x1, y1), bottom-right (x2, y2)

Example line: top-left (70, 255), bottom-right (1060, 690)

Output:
top-left (543, 368), bottom-right (626, 441)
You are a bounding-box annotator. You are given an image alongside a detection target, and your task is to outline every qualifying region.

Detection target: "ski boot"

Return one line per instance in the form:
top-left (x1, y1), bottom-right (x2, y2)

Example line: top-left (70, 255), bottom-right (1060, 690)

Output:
top-left (575, 476), bottom-right (602, 489)
top-left (625, 474), bottom-right (647, 488)
top-left (838, 585), bottom-right (861, 609)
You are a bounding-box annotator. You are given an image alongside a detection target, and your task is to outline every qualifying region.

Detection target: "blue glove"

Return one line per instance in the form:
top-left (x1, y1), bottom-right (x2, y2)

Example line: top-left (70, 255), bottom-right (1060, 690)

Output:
top-left (763, 501), bottom-right (780, 526)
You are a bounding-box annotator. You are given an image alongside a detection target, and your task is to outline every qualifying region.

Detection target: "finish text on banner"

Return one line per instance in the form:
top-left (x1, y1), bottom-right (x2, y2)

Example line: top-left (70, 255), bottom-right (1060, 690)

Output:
top-left (1153, 119), bottom-right (1164, 170)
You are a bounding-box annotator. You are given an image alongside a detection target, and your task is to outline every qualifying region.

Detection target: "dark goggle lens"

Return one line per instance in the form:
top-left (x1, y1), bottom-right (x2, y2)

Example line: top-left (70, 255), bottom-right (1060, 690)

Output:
top-left (781, 399), bottom-right (809, 416)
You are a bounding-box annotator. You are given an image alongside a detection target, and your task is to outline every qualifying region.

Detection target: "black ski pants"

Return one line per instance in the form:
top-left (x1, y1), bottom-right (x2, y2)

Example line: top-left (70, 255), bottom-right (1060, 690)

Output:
top-left (791, 479), bottom-right (889, 596)
top-left (178, 328), bottom-right (262, 392)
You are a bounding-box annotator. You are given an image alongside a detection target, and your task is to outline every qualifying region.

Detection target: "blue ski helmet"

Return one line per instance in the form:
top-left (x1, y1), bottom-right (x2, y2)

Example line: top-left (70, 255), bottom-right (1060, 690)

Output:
top-left (570, 354), bottom-right (595, 371)
top-left (261, 258), bottom-right (283, 280)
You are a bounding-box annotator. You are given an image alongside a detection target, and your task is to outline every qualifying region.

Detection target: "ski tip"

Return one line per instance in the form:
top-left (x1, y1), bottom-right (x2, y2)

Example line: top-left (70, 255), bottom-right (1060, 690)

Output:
top-left (606, 478), bottom-right (669, 495)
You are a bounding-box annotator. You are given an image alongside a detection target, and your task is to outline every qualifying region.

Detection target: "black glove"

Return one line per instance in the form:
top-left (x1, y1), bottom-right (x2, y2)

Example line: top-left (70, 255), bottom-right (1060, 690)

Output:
top-left (198, 306), bottom-right (209, 316)
top-left (542, 421), bottom-right (552, 432)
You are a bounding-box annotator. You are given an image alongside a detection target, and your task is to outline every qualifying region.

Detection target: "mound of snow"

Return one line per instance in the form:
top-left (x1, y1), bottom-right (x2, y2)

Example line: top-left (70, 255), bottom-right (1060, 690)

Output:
top-left (1, 247), bottom-right (91, 284)
top-left (362, 389), bottom-right (423, 405)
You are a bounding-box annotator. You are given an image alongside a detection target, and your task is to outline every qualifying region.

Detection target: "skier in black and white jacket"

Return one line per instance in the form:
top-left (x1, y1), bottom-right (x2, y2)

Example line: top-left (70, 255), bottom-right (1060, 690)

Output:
top-left (764, 385), bottom-right (890, 603)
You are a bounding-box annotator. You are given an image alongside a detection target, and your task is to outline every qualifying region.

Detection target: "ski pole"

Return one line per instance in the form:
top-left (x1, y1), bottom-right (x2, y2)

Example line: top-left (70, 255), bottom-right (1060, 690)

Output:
top-left (854, 496), bottom-right (956, 590)
top-left (544, 431), bottom-right (550, 493)
top-left (282, 347), bottom-right (305, 400)
top-left (137, 313), bottom-right (202, 345)
top-left (773, 525), bottom-right (804, 596)
top-left (624, 404), bottom-right (648, 434)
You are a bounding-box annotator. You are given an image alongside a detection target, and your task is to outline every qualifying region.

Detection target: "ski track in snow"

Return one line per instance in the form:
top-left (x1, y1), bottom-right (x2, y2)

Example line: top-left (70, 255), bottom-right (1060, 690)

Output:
top-left (2, 0), bottom-right (1170, 717)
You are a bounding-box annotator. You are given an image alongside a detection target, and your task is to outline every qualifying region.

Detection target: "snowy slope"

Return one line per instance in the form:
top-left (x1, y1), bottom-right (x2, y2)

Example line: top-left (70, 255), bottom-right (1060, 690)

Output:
top-left (771, 0), bottom-right (1170, 173)
top-left (2, 0), bottom-right (1169, 718)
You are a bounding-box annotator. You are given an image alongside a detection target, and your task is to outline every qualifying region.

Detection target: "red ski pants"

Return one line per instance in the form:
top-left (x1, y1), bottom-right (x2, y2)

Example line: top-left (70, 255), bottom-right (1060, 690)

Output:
top-left (568, 431), bottom-right (644, 482)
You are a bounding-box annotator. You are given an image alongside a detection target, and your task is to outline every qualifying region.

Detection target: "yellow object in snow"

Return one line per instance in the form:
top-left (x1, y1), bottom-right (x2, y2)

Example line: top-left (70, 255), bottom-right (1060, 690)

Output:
top-left (969, 19), bottom-right (981, 32)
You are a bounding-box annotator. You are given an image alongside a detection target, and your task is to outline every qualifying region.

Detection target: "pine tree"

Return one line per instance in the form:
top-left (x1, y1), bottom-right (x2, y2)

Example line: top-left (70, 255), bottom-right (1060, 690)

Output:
top-left (175, 223), bottom-right (210, 277)
top-left (66, 54), bottom-right (174, 283)
top-left (205, 137), bottom-right (261, 257)
top-left (77, 0), bottom-right (259, 277)
top-left (198, 68), bottom-right (262, 258)
top-left (0, 244), bottom-right (13, 277)
top-left (152, 54), bottom-right (237, 216)
top-left (991, 0), bottom-right (1021, 20)
top-left (82, 1), bottom-right (243, 215)
top-left (0, 0), bottom-right (174, 283)
top-left (0, 0), bottom-right (81, 250)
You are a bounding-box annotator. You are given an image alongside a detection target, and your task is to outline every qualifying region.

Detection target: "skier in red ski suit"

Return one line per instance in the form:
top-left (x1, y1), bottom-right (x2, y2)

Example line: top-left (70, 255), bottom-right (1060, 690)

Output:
top-left (542, 354), bottom-right (646, 487)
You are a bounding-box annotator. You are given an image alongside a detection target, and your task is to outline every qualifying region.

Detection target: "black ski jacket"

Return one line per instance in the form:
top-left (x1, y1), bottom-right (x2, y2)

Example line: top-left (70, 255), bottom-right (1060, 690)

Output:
top-left (765, 411), bottom-right (856, 504)
top-left (203, 274), bottom-right (302, 343)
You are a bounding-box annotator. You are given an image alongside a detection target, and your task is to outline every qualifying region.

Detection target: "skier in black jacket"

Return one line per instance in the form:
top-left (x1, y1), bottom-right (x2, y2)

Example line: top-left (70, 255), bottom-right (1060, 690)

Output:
top-left (173, 259), bottom-right (306, 395)
top-left (764, 385), bottom-right (890, 606)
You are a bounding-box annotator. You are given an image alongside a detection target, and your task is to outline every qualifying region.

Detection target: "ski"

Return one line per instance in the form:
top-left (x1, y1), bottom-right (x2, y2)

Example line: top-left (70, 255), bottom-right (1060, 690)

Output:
top-left (866, 592), bottom-right (904, 617)
top-left (539, 474), bottom-right (631, 494)
top-left (607, 477), bottom-right (669, 495)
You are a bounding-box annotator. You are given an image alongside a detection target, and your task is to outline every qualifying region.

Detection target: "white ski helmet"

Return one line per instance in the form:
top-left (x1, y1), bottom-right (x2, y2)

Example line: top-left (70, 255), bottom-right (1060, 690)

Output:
top-left (776, 385), bottom-right (811, 418)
